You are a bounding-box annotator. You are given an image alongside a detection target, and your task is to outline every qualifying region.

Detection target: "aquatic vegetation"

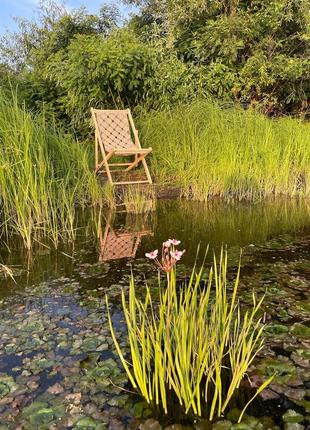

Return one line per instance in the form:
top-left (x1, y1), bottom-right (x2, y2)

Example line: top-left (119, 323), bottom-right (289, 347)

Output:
top-left (0, 263), bottom-right (15, 282)
top-left (0, 225), bottom-right (309, 428)
top-left (145, 238), bottom-right (185, 272)
top-left (139, 100), bottom-right (310, 200)
top-left (107, 244), bottom-right (272, 421)
top-left (0, 92), bottom-right (108, 249)
top-left (123, 185), bottom-right (156, 213)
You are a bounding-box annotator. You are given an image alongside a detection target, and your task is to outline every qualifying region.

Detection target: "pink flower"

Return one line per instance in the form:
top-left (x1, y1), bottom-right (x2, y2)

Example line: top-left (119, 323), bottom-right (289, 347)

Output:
top-left (145, 250), bottom-right (158, 260)
top-left (170, 249), bottom-right (185, 261)
top-left (169, 239), bottom-right (181, 246)
top-left (146, 239), bottom-right (185, 273)
top-left (163, 240), bottom-right (172, 248)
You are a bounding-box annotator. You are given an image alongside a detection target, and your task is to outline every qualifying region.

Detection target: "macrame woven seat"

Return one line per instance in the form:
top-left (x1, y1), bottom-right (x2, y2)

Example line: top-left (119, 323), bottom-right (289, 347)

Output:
top-left (95, 111), bottom-right (136, 152)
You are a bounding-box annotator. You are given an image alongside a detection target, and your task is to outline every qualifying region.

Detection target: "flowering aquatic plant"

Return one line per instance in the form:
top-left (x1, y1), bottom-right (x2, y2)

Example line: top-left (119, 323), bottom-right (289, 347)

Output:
top-left (107, 247), bottom-right (272, 421)
top-left (145, 239), bottom-right (185, 273)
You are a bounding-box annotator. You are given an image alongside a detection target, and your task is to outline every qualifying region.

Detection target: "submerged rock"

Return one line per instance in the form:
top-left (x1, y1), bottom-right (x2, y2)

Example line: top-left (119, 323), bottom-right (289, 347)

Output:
top-left (139, 418), bottom-right (162, 430)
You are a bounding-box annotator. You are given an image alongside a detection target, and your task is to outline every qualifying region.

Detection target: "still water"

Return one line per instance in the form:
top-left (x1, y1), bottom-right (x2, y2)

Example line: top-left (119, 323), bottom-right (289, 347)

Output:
top-left (0, 199), bottom-right (309, 429)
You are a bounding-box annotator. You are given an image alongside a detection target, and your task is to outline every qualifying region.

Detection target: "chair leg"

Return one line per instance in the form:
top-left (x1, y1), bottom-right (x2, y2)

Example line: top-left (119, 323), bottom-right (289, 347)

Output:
top-left (102, 156), bottom-right (114, 185)
top-left (96, 151), bottom-right (115, 176)
top-left (125, 154), bottom-right (152, 184)
top-left (126, 154), bottom-right (147, 172)
top-left (96, 158), bottom-right (106, 173)
top-left (142, 158), bottom-right (153, 184)
top-left (95, 131), bottom-right (99, 171)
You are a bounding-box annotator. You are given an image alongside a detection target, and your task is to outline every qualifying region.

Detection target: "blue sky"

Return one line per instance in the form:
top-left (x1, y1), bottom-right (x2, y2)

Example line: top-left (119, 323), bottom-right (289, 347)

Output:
top-left (0, 0), bottom-right (135, 34)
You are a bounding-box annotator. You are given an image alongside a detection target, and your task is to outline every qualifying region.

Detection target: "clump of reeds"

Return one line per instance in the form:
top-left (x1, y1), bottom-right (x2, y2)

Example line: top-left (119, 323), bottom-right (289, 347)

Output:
top-left (0, 92), bottom-right (109, 249)
top-left (139, 100), bottom-right (310, 200)
top-left (122, 184), bottom-right (156, 213)
top-left (107, 244), bottom-right (272, 421)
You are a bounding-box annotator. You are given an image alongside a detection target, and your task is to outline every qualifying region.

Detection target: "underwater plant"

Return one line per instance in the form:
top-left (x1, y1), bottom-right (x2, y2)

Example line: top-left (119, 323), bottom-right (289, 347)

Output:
top-left (106, 241), bottom-right (272, 421)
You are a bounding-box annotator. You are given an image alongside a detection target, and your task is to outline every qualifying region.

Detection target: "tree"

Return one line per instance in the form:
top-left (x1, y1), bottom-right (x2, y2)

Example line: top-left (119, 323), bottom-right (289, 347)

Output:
top-left (0, 0), bottom-right (120, 123)
top-left (44, 30), bottom-right (157, 132)
top-left (128, 0), bottom-right (310, 115)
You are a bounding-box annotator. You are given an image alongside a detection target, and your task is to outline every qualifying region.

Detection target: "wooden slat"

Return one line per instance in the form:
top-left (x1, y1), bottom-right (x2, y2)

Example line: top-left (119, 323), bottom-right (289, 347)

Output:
top-left (114, 148), bottom-right (152, 155)
top-left (113, 180), bottom-right (150, 185)
top-left (108, 163), bottom-right (132, 167)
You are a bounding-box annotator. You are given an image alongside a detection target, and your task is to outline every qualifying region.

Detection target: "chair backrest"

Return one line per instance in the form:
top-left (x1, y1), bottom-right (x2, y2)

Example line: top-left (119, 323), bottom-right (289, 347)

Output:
top-left (92, 109), bottom-right (137, 152)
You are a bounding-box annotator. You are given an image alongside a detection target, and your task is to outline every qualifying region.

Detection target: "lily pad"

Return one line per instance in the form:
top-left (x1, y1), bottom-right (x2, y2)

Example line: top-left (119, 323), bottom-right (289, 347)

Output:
top-left (282, 410), bottom-right (304, 423)
top-left (22, 401), bottom-right (65, 428)
top-left (73, 417), bottom-right (107, 429)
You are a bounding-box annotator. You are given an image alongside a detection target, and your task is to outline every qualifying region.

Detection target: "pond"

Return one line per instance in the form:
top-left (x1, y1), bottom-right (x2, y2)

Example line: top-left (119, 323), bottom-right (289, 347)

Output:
top-left (0, 199), bottom-right (309, 430)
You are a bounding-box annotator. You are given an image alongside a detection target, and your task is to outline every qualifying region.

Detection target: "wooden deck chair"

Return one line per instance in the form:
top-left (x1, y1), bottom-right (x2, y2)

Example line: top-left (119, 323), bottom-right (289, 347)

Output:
top-left (91, 108), bottom-right (152, 186)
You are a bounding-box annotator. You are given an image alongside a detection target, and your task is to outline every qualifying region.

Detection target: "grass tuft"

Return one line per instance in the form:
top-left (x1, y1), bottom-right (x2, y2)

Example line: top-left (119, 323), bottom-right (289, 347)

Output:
top-left (123, 185), bottom-right (156, 213)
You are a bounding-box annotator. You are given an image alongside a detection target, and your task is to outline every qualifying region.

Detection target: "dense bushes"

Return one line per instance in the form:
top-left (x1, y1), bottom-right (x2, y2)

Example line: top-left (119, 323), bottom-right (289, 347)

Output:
top-left (132, 0), bottom-right (310, 116)
top-left (44, 31), bottom-right (157, 132)
top-left (0, 0), bottom-right (308, 131)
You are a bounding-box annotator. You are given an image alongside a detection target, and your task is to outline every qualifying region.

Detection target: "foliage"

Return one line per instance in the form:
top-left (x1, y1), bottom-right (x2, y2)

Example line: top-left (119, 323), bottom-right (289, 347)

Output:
top-left (138, 100), bottom-right (310, 200)
top-left (123, 185), bottom-right (156, 213)
top-left (0, 91), bottom-right (107, 249)
top-left (1, 0), bottom-right (308, 126)
top-left (107, 246), bottom-right (272, 420)
top-left (0, 0), bottom-right (119, 125)
top-left (44, 30), bottom-right (156, 133)
top-left (0, 0), bottom-right (118, 71)
top-left (129, 0), bottom-right (310, 116)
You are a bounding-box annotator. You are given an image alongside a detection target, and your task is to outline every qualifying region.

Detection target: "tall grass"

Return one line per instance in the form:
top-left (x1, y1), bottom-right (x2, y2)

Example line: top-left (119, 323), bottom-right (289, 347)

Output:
top-left (107, 249), bottom-right (272, 421)
top-left (139, 100), bottom-right (310, 200)
top-left (123, 185), bottom-right (156, 213)
top-left (0, 92), bottom-right (106, 249)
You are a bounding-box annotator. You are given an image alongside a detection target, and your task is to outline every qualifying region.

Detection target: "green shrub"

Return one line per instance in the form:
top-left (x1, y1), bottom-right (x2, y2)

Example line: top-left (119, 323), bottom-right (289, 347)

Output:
top-left (44, 30), bottom-right (156, 133)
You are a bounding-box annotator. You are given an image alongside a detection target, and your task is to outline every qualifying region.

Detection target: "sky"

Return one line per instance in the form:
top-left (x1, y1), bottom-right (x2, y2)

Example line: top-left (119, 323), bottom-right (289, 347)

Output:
top-left (0, 0), bottom-right (135, 34)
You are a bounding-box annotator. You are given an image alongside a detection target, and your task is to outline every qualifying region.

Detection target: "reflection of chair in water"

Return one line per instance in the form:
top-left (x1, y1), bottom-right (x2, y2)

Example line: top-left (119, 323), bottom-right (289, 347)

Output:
top-left (99, 212), bottom-right (153, 262)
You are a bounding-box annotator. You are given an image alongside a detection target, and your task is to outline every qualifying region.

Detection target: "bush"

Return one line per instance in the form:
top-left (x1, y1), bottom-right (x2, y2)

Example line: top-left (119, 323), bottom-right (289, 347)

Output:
top-left (44, 30), bottom-right (156, 133)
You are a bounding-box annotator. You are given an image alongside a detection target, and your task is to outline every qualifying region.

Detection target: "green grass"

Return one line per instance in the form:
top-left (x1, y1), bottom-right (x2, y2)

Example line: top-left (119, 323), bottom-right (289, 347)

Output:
top-left (138, 100), bottom-right (310, 200)
top-left (0, 92), bottom-right (108, 249)
top-left (123, 184), bottom-right (156, 213)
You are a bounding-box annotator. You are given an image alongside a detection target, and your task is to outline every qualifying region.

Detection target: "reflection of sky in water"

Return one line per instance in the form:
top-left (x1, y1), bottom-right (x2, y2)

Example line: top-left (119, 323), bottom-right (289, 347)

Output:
top-left (0, 199), bottom-right (309, 297)
top-left (25, 296), bottom-right (88, 318)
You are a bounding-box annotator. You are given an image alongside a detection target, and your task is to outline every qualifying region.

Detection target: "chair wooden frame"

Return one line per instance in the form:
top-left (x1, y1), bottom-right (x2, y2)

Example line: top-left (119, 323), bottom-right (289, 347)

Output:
top-left (91, 108), bottom-right (152, 186)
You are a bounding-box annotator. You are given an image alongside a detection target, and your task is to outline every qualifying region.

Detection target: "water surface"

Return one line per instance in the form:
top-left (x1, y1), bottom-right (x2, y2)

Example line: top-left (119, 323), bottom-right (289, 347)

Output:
top-left (0, 199), bottom-right (309, 429)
